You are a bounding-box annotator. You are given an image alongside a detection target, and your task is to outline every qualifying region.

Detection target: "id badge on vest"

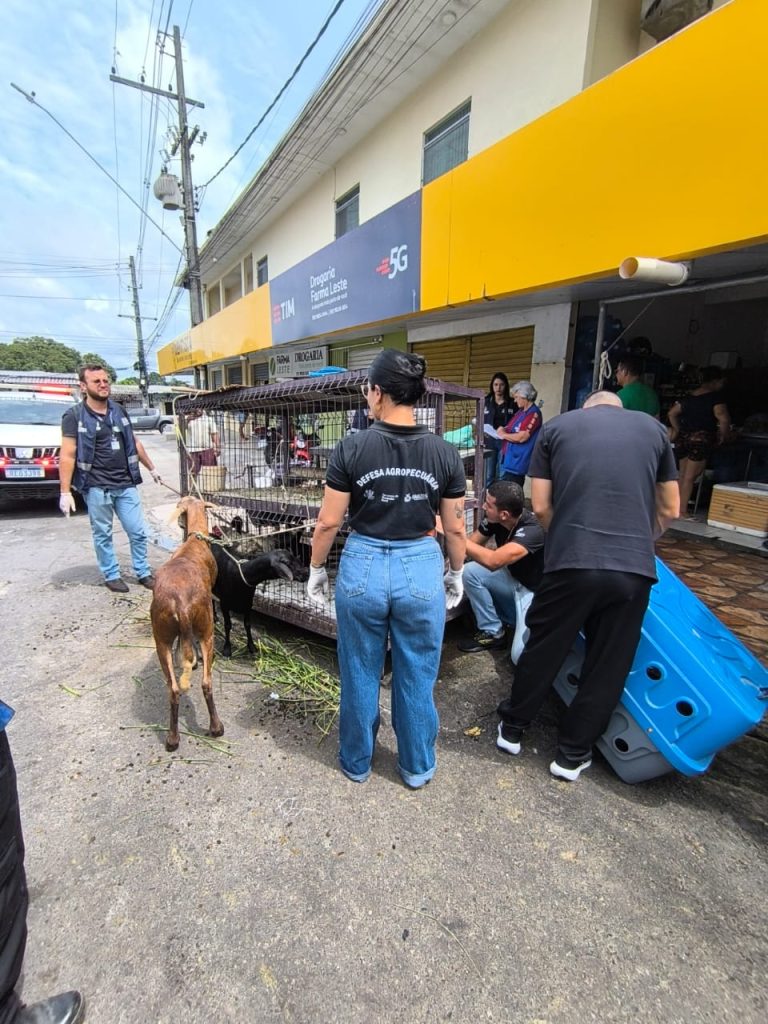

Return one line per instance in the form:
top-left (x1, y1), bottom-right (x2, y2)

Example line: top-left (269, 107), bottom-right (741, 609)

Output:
top-left (111, 427), bottom-right (121, 451)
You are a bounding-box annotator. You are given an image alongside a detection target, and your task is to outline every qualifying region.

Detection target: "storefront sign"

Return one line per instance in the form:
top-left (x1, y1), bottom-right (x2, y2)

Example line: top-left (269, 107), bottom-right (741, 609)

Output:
top-left (270, 192), bottom-right (421, 345)
top-left (268, 345), bottom-right (328, 379)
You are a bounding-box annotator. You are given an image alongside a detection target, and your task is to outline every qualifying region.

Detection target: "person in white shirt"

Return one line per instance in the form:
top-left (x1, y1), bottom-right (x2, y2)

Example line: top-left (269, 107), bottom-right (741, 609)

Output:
top-left (185, 408), bottom-right (220, 476)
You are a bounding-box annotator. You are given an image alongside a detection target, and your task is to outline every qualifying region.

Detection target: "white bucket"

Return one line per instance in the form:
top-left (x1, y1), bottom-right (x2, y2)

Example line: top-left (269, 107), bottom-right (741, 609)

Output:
top-left (198, 465), bottom-right (227, 491)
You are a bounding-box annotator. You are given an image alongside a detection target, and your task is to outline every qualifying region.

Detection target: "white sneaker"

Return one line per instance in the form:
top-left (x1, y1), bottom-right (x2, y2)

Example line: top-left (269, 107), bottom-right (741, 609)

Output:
top-left (549, 756), bottom-right (592, 781)
top-left (496, 722), bottom-right (522, 755)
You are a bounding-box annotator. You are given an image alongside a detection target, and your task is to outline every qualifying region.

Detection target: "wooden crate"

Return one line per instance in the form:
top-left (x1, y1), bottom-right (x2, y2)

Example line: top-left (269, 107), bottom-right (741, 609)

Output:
top-left (707, 483), bottom-right (768, 537)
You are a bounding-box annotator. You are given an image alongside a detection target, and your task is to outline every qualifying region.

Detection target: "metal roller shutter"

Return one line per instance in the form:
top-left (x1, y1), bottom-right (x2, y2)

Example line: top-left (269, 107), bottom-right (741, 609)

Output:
top-left (411, 338), bottom-right (471, 384)
top-left (249, 360), bottom-right (269, 384)
top-left (467, 328), bottom-right (534, 390)
top-left (346, 345), bottom-right (382, 371)
top-left (412, 327), bottom-right (534, 387)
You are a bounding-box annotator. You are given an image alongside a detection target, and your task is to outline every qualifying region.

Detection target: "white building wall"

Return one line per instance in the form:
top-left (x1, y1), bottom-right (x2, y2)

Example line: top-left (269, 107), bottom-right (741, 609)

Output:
top-left (584, 0), bottom-right (643, 87)
top-left (219, 0), bottom-right (640, 289)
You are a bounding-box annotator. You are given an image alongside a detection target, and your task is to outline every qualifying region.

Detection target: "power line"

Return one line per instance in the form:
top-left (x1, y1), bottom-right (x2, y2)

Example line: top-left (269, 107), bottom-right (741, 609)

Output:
top-left (196, 0), bottom-right (449, 274)
top-left (202, 0), bottom-right (349, 188)
top-left (181, 0), bottom-right (194, 38)
top-left (0, 329), bottom-right (149, 346)
top-left (9, 83), bottom-right (183, 255)
top-left (141, 0), bottom-right (159, 74)
top-left (0, 294), bottom-right (133, 302)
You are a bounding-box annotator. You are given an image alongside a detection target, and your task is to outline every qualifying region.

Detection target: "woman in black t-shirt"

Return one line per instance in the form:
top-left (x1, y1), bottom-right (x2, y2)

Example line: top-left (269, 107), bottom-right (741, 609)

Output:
top-left (668, 367), bottom-right (731, 516)
top-left (307, 350), bottom-right (467, 789)
top-left (482, 372), bottom-right (514, 489)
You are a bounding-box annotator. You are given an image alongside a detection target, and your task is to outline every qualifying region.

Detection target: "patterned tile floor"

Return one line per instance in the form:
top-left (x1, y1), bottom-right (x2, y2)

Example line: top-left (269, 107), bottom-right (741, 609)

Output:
top-left (656, 534), bottom-right (768, 667)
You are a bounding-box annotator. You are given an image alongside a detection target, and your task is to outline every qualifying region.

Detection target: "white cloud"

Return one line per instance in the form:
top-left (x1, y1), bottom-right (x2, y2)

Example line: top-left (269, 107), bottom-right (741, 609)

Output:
top-left (0, 0), bottom-right (381, 372)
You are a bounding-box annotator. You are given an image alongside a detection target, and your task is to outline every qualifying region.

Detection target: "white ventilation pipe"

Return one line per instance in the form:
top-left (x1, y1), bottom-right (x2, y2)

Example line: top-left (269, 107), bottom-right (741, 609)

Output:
top-left (619, 256), bottom-right (690, 287)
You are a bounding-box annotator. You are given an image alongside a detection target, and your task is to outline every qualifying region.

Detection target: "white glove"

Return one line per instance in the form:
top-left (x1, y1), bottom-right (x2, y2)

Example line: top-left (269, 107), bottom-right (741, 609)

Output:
top-left (444, 567), bottom-right (464, 609)
top-left (151, 471), bottom-right (162, 484)
top-left (59, 493), bottom-right (76, 517)
top-left (307, 564), bottom-right (330, 603)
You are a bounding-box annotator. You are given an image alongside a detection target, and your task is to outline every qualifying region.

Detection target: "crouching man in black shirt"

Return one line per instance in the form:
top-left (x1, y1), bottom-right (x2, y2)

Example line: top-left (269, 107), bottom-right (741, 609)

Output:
top-left (454, 480), bottom-right (544, 653)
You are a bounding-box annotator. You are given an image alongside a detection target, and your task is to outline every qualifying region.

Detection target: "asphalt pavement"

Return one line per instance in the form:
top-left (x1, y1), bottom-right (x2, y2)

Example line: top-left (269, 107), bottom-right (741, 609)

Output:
top-left (1, 432), bottom-right (766, 1024)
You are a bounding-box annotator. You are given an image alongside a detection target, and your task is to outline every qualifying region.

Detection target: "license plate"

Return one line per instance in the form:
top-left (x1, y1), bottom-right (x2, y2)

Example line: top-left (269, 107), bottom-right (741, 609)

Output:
top-left (4, 466), bottom-right (45, 479)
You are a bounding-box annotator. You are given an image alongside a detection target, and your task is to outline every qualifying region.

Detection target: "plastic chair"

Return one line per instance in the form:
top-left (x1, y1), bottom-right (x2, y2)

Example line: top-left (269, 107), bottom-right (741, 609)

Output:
top-left (509, 580), bottom-right (535, 664)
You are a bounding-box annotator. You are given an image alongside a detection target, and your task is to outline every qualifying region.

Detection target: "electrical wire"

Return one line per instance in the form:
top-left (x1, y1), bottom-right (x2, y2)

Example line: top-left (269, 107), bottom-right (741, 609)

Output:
top-left (0, 294), bottom-right (133, 302)
top-left (142, 0), bottom-right (159, 75)
top-left (111, 84), bottom-right (126, 307)
top-left (144, 252), bottom-right (186, 353)
top-left (199, 0), bottom-right (458, 276)
top-left (181, 0), bottom-right (194, 39)
top-left (162, 0), bottom-right (174, 45)
top-left (136, 13), bottom-right (168, 283)
top-left (9, 85), bottom-right (183, 255)
top-left (202, 0), bottom-right (349, 189)
top-left (195, 0), bottom-right (410, 269)
top-left (0, 328), bottom-right (146, 346)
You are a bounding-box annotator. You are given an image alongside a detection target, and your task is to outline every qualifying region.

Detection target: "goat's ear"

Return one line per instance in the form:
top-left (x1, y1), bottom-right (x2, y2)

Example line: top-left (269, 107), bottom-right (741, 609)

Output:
top-left (273, 562), bottom-right (294, 582)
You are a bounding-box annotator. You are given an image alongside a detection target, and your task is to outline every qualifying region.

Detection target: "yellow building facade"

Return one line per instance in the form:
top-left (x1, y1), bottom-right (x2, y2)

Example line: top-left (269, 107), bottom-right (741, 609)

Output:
top-left (158, 0), bottom-right (767, 421)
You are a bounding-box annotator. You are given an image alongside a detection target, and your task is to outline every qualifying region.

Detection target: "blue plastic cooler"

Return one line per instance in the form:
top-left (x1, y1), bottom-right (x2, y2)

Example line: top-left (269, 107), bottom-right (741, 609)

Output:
top-left (552, 557), bottom-right (768, 783)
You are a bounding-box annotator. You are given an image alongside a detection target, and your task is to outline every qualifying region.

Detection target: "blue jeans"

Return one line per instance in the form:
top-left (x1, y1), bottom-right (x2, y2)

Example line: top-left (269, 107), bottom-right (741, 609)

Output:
top-left (484, 442), bottom-right (501, 490)
top-left (463, 560), bottom-right (520, 634)
top-left (84, 486), bottom-right (151, 582)
top-left (334, 534), bottom-right (445, 788)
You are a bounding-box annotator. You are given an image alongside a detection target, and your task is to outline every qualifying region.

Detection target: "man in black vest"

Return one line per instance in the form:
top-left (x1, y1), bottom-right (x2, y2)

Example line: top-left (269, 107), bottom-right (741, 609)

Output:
top-left (496, 391), bottom-right (679, 781)
top-left (59, 364), bottom-right (161, 593)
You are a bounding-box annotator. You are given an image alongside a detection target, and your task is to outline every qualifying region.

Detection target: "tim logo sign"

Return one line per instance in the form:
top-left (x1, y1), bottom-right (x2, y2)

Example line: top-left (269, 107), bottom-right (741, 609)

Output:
top-left (272, 297), bottom-right (295, 324)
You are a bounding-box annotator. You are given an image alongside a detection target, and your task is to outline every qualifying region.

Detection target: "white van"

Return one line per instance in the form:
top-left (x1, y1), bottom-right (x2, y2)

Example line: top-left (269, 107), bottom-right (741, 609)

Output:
top-left (0, 388), bottom-right (75, 501)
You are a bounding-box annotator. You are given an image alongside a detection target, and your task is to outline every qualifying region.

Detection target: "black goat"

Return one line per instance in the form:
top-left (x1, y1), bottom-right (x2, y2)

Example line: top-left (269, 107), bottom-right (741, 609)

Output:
top-left (210, 545), bottom-right (308, 657)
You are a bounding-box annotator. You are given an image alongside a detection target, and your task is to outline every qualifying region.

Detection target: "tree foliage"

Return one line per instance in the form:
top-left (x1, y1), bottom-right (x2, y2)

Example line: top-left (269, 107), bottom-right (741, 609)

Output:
top-left (0, 337), bottom-right (116, 380)
top-left (117, 372), bottom-right (190, 387)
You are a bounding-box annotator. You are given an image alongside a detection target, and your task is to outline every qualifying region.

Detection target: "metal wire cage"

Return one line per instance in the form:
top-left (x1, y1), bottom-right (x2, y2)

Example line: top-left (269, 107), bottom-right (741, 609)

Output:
top-left (175, 370), bottom-right (485, 637)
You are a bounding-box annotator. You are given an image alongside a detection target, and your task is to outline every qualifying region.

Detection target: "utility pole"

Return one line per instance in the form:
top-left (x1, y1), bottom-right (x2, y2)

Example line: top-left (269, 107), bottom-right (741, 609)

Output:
top-left (110, 27), bottom-right (205, 330)
top-left (171, 25), bottom-right (204, 329)
top-left (128, 255), bottom-right (149, 406)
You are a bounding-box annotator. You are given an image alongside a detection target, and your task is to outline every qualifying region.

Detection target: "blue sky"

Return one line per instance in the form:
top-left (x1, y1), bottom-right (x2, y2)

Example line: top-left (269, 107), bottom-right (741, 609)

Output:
top-left (0, 0), bottom-right (382, 376)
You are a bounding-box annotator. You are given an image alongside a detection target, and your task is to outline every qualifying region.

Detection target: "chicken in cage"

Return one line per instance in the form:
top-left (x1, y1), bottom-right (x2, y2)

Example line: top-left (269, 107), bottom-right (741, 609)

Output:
top-left (175, 370), bottom-right (485, 638)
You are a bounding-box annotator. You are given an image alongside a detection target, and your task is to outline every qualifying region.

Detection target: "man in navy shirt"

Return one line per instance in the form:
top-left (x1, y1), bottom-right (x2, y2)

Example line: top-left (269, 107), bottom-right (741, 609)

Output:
top-left (60, 365), bottom-right (161, 593)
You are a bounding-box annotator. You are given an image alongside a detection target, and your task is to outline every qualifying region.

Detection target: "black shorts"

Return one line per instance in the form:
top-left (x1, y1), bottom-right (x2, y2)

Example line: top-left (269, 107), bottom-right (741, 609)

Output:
top-left (676, 429), bottom-right (715, 463)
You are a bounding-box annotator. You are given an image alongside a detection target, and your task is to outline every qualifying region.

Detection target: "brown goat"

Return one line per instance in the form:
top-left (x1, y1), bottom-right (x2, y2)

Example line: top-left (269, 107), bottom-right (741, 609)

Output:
top-left (150, 496), bottom-right (221, 751)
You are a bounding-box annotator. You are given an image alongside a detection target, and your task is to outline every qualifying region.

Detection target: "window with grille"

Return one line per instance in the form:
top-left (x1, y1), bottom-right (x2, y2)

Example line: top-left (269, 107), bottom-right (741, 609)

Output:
top-left (423, 101), bottom-right (471, 185)
top-left (257, 256), bottom-right (268, 287)
top-left (335, 186), bottom-right (359, 238)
